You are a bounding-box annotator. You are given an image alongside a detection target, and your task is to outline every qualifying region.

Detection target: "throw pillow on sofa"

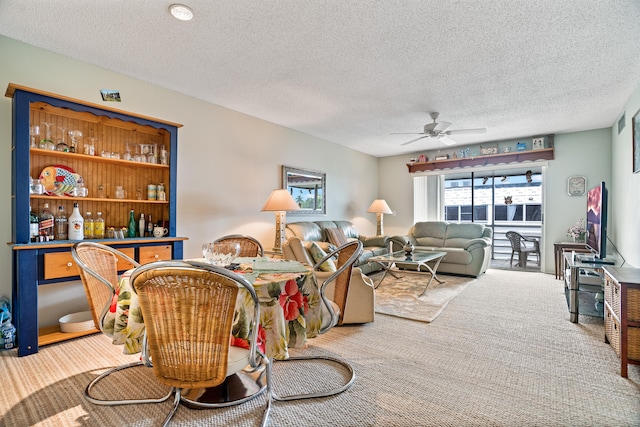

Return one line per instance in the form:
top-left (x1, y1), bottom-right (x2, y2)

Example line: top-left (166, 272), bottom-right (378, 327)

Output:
top-left (308, 242), bottom-right (337, 272)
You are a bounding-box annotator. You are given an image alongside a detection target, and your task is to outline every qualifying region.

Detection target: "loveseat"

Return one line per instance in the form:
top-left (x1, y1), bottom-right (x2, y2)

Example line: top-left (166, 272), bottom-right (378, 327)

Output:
top-left (284, 221), bottom-right (390, 275)
top-left (390, 221), bottom-right (492, 277)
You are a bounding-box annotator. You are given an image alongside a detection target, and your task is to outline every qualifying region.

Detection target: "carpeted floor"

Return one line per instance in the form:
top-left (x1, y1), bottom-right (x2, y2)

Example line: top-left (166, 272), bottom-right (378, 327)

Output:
top-left (1, 269), bottom-right (638, 426)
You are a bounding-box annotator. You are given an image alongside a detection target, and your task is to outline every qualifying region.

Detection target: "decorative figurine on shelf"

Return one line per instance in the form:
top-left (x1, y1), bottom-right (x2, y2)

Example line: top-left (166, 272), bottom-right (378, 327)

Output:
top-left (418, 154), bottom-right (427, 162)
top-left (504, 196), bottom-right (513, 205)
top-left (403, 241), bottom-right (414, 256)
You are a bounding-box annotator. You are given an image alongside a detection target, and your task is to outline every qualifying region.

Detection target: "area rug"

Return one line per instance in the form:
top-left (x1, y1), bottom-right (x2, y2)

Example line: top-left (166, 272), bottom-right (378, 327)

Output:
top-left (370, 271), bottom-right (476, 322)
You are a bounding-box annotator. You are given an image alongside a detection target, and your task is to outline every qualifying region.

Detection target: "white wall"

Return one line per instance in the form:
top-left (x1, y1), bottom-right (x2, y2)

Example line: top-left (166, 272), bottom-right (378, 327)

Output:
top-left (611, 83), bottom-right (640, 268)
top-left (378, 128), bottom-right (615, 274)
top-left (0, 36), bottom-right (379, 326)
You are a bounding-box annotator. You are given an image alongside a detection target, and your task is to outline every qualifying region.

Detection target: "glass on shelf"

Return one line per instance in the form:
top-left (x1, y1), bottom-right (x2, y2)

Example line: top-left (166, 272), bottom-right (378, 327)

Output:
top-left (115, 186), bottom-right (125, 199)
top-left (160, 145), bottom-right (168, 165)
top-left (133, 145), bottom-right (143, 162)
top-left (97, 184), bottom-right (106, 199)
top-left (147, 144), bottom-right (157, 164)
top-left (39, 122), bottom-right (55, 150)
top-left (55, 127), bottom-right (69, 152)
top-left (29, 176), bottom-right (44, 195)
top-left (84, 137), bottom-right (96, 156)
top-left (30, 126), bottom-right (40, 148)
top-left (123, 143), bottom-right (132, 161)
top-left (72, 181), bottom-right (88, 197)
top-left (68, 130), bottom-right (82, 154)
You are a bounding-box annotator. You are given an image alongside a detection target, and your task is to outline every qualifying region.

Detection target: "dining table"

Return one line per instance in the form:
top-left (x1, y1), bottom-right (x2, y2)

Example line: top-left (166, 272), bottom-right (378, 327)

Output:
top-left (101, 257), bottom-right (323, 360)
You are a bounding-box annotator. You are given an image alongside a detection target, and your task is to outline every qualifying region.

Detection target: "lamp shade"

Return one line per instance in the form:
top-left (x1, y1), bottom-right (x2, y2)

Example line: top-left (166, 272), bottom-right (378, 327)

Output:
top-left (261, 189), bottom-right (300, 212)
top-left (367, 199), bottom-right (393, 214)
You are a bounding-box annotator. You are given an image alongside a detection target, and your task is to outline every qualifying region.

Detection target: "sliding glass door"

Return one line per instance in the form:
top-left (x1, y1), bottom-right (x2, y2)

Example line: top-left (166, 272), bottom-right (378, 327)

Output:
top-left (443, 167), bottom-right (542, 265)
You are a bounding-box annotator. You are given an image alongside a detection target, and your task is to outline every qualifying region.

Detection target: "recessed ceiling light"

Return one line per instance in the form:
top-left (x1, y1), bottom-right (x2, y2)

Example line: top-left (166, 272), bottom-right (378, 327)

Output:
top-left (169, 4), bottom-right (193, 21)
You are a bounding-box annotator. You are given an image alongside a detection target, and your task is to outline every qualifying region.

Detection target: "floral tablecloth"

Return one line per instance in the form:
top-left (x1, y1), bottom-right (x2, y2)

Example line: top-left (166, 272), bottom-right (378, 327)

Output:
top-left (101, 258), bottom-right (322, 360)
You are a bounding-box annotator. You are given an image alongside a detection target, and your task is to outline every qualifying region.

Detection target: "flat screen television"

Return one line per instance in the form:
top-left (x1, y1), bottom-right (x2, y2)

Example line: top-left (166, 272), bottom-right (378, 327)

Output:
top-left (584, 181), bottom-right (610, 262)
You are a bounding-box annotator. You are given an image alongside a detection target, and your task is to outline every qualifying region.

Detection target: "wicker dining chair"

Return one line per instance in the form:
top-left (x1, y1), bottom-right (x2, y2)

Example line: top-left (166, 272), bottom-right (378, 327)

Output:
top-left (71, 242), bottom-right (170, 406)
top-left (213, 234), bottom-right (264, 257)
top-left (505, 231), bottom-right (540, 268)
top-left (129, 260), bottom-right (269, 427)
top-left (266, 240), bottom-right (362, 405)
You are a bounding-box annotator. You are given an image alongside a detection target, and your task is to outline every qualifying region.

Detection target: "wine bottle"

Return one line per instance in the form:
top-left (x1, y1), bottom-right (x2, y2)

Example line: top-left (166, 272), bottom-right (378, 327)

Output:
top-left (128, 209), bottom-right (136, 238)
top-left (68, 203), bottom-right (84, 240)
top-left (146, 214), bottom-right (153, 237)
top-left (54, 205), bottom-right (68, 240)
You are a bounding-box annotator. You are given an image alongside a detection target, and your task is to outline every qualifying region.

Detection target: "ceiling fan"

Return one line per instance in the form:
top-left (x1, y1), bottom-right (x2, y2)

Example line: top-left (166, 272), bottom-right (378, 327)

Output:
top-left (393, 112), bottom-right (487, 146)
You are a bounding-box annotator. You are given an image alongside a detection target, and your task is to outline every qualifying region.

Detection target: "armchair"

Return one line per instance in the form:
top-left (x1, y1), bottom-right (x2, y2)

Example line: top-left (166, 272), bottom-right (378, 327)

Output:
top-left (282, 236), bottom-right (375, 324)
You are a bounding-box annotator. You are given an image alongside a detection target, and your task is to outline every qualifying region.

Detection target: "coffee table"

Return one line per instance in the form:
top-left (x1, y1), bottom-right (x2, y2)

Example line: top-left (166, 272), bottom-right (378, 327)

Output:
top-left (368, 250), bottom-right (446, 297)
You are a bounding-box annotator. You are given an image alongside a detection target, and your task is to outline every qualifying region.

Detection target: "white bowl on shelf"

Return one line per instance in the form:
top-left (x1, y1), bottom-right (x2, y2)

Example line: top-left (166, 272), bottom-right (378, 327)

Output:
top-left (59, 311), bottom-right (94, 333)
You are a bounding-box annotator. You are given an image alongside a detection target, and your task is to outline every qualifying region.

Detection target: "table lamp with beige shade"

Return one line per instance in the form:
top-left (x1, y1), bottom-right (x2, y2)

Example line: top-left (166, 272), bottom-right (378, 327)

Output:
top-left (261, 189), bottom-right (301, 253)
top-left (367, 199), bottom-right (393, 235)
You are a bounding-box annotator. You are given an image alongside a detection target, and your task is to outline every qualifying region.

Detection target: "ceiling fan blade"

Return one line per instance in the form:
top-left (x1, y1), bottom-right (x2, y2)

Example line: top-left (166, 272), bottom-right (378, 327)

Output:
top-left (433, 121), bottom-right (451, 132)
top-left (446, 127), bottom-right (487, 135)
top-left (401, 135), bottom-right (429, 146)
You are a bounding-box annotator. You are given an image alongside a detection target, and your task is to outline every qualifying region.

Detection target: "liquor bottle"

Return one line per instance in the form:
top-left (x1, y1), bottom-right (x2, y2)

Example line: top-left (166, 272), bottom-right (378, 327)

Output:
top-left (84, 212), bottom-right (94, 239)
top-left (38, 203), bottom-right (55, 241)
top-left (94, 211), bottom-right (105, 239)
top-left (54, 205), bottom-right (68, 240)
top-left (128, 209), bottom-right (136, 238)
top-left (139, 213), bottom-right (145, 237)
top-left (68, 203), bottom-right (84, 240)
top-left (29, 206), bottom-right (39, 242)
top-left (146, 214), bottom-right (153, 237)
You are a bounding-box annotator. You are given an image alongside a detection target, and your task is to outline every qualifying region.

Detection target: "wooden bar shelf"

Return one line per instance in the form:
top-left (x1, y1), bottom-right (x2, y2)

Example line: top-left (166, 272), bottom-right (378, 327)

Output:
top-left (406, 148), bottom-right (555, 173)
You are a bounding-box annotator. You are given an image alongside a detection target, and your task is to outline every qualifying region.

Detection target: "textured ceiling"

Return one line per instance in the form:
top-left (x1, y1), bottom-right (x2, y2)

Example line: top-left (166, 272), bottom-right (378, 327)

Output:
top-left (1, 1), bottom-right (640, 157)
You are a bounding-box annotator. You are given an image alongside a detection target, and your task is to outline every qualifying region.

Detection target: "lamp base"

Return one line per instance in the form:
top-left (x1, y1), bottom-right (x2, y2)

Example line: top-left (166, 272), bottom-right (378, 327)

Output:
top-left (273, 211), bottom-right (286, 252)
top-left (376, 213), bottom-right (384, 236)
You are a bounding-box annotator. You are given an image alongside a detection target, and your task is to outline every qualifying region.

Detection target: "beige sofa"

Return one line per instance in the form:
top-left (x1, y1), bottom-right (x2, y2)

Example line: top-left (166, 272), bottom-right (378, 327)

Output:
top-left (390, 222), bottom-right (492, 277)
top-left (284, 220), bottom-right (389, 275)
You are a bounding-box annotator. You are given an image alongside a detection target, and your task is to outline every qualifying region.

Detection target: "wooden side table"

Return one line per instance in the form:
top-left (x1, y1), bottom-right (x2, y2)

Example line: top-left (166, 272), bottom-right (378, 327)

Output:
top-left (554, 242), bottom-right (588, 280)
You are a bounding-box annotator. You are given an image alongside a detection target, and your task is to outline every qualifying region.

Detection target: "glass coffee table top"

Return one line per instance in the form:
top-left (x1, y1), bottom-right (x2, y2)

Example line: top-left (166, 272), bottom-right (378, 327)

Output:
top-left (368, 250), bottom-right (447, 297)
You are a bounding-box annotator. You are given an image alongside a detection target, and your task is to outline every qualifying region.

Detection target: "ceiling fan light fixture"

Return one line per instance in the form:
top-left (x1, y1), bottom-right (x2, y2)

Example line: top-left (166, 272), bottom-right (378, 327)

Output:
top-left (169, 4), bottom-right (194, 21)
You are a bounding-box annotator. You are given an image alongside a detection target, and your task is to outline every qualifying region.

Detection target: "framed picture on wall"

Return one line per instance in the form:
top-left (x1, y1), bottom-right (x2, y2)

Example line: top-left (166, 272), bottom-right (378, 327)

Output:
top-left (634, 108), bottom-right (640, 173)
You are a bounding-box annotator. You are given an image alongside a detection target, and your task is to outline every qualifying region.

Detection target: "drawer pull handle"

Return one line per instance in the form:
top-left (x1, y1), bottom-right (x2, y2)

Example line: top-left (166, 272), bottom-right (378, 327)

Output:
top-left (67, 262), bottom-right (73, 267)
top-left (154, 254), bottom-right (159, 259)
